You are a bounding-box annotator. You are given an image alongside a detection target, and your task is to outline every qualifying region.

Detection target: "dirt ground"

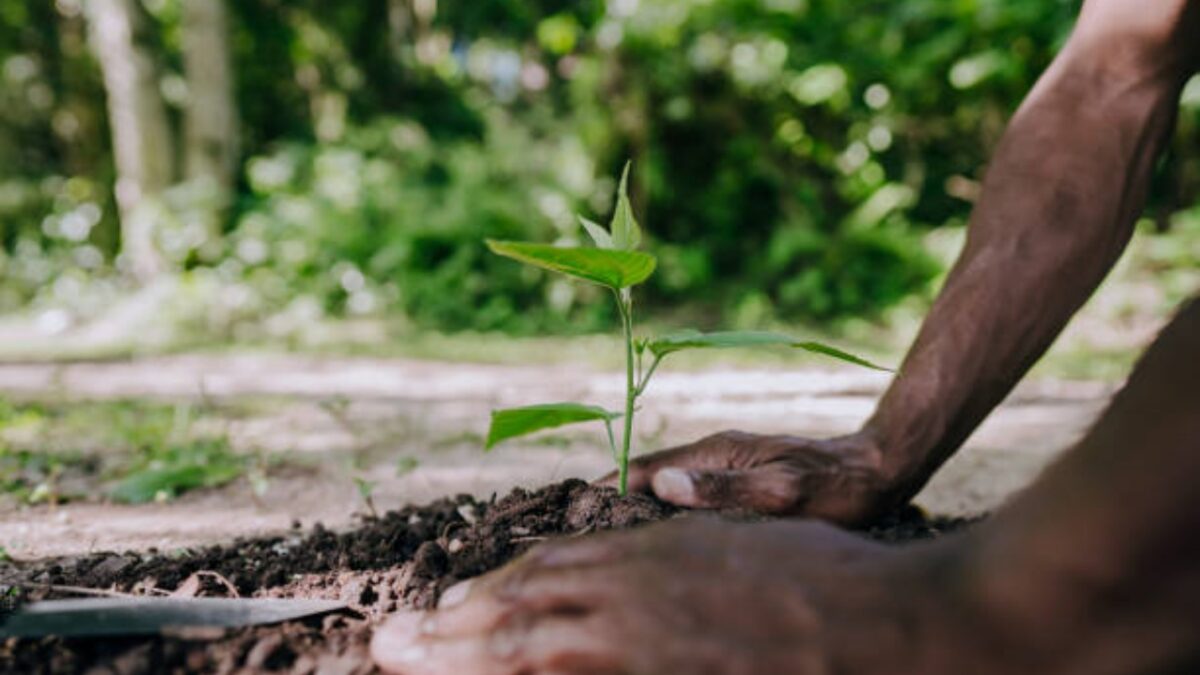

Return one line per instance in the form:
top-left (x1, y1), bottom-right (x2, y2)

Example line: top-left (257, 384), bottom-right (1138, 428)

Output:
top-left (1, 476), bottom-right (985, 673)
top-left (0, 354), bottom-right (1115, 560)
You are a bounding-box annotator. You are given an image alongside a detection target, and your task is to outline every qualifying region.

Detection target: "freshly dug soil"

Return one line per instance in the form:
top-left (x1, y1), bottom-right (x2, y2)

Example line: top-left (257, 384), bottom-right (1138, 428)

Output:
top-left (0, 479), bottom-right (977, 674)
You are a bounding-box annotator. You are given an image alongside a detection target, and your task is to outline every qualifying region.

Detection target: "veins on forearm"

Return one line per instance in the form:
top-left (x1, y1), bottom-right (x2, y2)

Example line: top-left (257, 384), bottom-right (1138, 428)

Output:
top-left (865, 58), bottom-right (1184, 494)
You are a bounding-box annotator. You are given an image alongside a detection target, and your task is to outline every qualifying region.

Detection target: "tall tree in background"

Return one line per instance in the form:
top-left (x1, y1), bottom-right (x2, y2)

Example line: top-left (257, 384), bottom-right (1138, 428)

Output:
top-left (84, 0), bottom-right (173, 282)
top-left (181, 0), bottom-right (238, 200)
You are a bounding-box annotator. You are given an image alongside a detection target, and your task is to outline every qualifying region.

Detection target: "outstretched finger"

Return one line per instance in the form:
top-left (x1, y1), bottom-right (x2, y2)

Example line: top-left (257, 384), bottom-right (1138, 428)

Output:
top-left (372, 610), bottom-right (618, 675)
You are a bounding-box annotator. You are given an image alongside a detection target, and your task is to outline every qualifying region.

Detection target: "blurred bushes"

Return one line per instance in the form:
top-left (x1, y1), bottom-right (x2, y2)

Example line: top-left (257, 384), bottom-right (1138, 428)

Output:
top-left (230, 113), bottom-right (614, 332)
top-left (2, 0), bottom-right (1198, 334)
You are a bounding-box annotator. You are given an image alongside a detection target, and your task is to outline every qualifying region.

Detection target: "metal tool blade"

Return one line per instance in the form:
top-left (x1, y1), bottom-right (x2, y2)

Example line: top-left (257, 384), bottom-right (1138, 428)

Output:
top-left (0, 597), bottom-right (347, 638)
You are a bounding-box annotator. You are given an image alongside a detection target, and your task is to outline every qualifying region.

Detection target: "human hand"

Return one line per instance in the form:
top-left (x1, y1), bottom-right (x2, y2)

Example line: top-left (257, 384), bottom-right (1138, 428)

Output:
top-left (596, 430), bottom-right (890, 525)
top-left (371, 517), bottom-right (948, 675)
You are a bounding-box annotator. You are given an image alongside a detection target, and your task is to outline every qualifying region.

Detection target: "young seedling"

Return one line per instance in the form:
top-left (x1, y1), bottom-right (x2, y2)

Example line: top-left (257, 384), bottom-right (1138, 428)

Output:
top-left (353, 476), bottom-right (379, 518)
top-left (486, 162), bottom-right (888, 495)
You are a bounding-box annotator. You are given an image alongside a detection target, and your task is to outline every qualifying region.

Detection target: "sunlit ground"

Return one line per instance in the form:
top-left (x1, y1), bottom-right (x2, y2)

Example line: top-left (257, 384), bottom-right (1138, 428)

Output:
top-left (0, 214), bottom-right (1193, 558)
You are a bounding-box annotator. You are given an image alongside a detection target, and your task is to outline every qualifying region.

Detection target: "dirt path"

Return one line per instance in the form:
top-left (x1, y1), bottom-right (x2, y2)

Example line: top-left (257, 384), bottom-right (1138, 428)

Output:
top-left (0, 354), bottom-right (1115, 559)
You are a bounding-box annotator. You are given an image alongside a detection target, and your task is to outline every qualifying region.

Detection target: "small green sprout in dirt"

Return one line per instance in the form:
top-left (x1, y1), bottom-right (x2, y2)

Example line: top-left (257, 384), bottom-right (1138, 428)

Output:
top-left (109, 402), bottom-right (249, 504)
top-left (111, 438), bottom-right (246, 504)
top-left (395, 456), bottom-right (420, 477)
top-left (1, 399), bottom-right (258, 505)
top-left (485, 162), bottom-right (889, 495)
top-left (353, 476), bottom-right (379, 517)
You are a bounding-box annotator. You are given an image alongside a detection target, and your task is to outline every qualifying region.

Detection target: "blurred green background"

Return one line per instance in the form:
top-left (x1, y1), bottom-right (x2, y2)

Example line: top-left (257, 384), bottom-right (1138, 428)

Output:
top-left (1, 0), bottom-right (1198, 350)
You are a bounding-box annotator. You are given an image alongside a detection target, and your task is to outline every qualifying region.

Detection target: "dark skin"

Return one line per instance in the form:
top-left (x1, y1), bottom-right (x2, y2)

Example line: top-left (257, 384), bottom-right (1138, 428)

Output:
top-left (603, 0), bottom-right (1199, 524)
top-left (374, 1), bottom-right (1200, 672)
top-left (373, 299), bottom-right (1200, 674)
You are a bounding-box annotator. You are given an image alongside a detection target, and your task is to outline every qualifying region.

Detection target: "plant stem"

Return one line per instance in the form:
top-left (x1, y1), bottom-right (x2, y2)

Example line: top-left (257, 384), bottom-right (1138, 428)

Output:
top-left (616, 291), bottom-right (636, 496)
top-left (635, 344), bottom-right (644, 387)
top-left (635, 354), bottom-right (663, 396)
top-left (604, 418), bottom-right (618, 465)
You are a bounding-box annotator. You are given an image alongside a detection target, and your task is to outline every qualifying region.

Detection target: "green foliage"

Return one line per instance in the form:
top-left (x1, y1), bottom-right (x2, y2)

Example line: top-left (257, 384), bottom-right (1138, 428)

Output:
top-left (352, 475), bottom-right (379, 516)
top-left (646, 329), bottom-right (887, 370)
top-left (395, 456), bottom-right (420, 476)
top-left (0, 447), bottom-right (72, 505)
top-left (790, 340), bottom-right (890, 371)
top-left (2, 0), bottom-right (1198, 332)
top-left (229, 114), bottom-right (616, 334)
top-left (609, 163), bottom-right (642, 251)
top-left (486, 241), bottom-right (657, 289)
top-left (353, 476), bottom-right (375, 500)
top-left (486, 403), bottom-right (620, 450)
top-left (110, 440), bottom-right (244, 504)
top-left (578, 217), bottom-right (614, 249)
top-left (485, 164), bottom-right (885, 493)
top-left (0, 398), bottom-right (255, 505)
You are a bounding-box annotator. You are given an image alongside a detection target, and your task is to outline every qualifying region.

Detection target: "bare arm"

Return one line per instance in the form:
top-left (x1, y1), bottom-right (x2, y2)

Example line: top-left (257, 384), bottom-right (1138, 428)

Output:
top-left (867, 2), bottom-right (1197, 503)
top-left (606, 0), bottom-right (1198, 522)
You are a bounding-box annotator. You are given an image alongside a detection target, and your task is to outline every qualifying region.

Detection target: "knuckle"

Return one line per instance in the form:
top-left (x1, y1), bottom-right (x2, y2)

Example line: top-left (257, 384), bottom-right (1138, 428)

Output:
top-left (756, 472), bottom-right (808, 513)
top-left (707, 429), bottom-right (749, 445)
top-left (729, 463), bottom-right (808, 514)
top-left (690, 471), bottom-right (735, 501)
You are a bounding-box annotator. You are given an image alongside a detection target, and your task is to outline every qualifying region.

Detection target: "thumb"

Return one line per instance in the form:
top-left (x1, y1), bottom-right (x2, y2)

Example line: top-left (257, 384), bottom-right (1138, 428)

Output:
top-left (651, 466), bottom-right (803, 513)
top-left (593, 461), bottom-right (658, 494)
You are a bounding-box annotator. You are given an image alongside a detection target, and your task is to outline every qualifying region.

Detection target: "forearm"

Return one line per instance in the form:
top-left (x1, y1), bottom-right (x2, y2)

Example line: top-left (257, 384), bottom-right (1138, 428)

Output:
top-left (863, 44), bottom-right (1189, 502)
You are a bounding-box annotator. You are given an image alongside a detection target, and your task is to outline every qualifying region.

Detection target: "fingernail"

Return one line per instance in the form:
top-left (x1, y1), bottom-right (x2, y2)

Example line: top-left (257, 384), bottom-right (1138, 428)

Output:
top-left (439, 580), bottom-right (472, 608)
top-left (653, 468), bottom-right (695, 502)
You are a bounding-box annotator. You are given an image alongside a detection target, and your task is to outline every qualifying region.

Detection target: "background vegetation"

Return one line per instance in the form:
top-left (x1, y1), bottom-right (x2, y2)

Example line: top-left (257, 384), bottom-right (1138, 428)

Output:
top-left (1, 0), bottom-right (1198, 340)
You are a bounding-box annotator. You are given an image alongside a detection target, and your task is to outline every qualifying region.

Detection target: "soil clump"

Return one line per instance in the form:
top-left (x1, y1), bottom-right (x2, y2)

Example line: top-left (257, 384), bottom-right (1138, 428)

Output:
top-left (0, 479), bottom-right (976, 674)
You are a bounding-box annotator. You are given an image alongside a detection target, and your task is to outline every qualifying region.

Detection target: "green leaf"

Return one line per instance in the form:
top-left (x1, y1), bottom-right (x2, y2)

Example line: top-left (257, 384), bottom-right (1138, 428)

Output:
top-left (395, 456), bottom-right (420, 476)
top-left (110, 441), bottom-right (245, 504)
top-left (486, 240), bottom-right (656, 289)
top-left (610, 161), bottom-right (641, 250)
top-left (647, 330), bottom-right (890, 371)
top-left (111, 461), bottom-right (242, 504)
top-left (578, 216), bottom-right (614, 249)
top-left (353, 477), bottom-right (376, 499)
top-left (792, 341), bottom-right (891, 371)
top-left (633, 337), bottom-right (648, 357)
top-left (486, 403), bottom-right (620, 450)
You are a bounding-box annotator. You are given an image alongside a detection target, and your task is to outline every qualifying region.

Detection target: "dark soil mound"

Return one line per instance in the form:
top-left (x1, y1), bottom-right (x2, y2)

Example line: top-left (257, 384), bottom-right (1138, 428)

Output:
top-left (0, 479), bottom-right (978, 674)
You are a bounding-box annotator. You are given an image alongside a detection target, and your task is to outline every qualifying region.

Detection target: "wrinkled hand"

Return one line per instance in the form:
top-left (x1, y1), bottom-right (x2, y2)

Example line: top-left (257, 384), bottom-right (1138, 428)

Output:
top-left (372, 517), bottom-right (943, 675)
top-left (597, 430), bottom-right (890, 524)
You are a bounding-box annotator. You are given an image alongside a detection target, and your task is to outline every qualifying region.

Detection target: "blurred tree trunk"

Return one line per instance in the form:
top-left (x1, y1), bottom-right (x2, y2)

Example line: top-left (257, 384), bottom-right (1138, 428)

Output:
top-left (85, 0), bottom-right (173, 282)
top-left (181, 0), bottom-right (238, 199)
top-left (387, 0), bottom-right (412, 60)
